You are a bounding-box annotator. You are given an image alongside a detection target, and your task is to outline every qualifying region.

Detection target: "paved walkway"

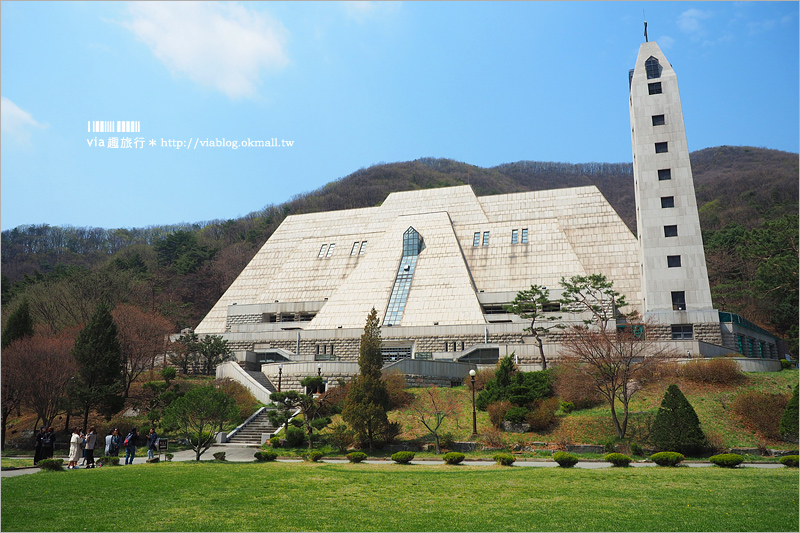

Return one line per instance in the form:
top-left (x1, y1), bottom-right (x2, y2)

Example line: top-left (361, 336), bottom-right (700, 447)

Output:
top-left (1, 445), bottom-right (787, 477)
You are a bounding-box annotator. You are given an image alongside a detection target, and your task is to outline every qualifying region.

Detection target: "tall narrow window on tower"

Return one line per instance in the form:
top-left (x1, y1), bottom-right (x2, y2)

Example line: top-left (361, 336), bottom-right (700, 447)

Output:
top-left (383, 227), bottom-right (425, 326)
top-left (645, 56), bottom-right (661, 79)
top-left (648, 82), bottom-right (662, 95)
top-left (671, 291), bottom-right (687, 311)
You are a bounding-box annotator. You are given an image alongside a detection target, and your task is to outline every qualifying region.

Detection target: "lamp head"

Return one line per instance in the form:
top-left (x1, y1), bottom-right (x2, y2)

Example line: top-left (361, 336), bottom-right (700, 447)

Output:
top-left (469, 369), bottom-right (476, 377)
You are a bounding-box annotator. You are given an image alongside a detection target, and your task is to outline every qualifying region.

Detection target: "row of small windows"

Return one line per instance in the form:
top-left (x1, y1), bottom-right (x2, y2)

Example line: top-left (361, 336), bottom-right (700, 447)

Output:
top-left (671, 324), bottom-right (693, 340)
top-left (473, 229), bottom-right (529, 247)
top-left (318, 243), bottom-right (335, 258)
top-left (350, 241), bottom-right (367, 255)
top-left (315, 344), bottom-right (334, 357)
top-left (444, 341), bottom-right (466, 352)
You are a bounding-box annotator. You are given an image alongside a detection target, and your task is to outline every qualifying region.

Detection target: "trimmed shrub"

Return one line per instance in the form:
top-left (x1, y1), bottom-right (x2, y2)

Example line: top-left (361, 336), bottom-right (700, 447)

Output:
top-left (779, 385), bottom-right (799, 443)
top-left (38, 459), bottom-right (64, 471)
top-left (525, 397), bottom-right (560, 431)
top-left (443, 452), bottom-right (465, 465)
top-left (650, 451), bottom-right (684, 466)
top-left (504, 406), bottom-right (529, 424)
top-left (269, 436), bottom-right (282, 448)
top-left (165, 453), bottom-right (174, 462)
top-left (604, 453), bottom-right (632, 467)
top-left (285, 426), bottom-right (306, 448)
top-left (651, 384), bottom-right (708, 456)
top-left (391, 451), bottom-right (415, 464)
top-left (630, 443), bottom-right (643, 457)
top-left (681, 358), bottom-right (742, 384)
top-left (780, 359), bottom-right (792, 369)
top-left (97, 456), bottom-right (120, 467)
top-left (493, 453), bottom-right (515, 466)
top-left (487, 400), bottom-right (512, 429)
top-left (213, 452), bottom-right (226, 461)
top-left (254, 451), bottom-right (278, 462)
top-left (709, 453), bottom-right (744, 468)
top-left (779, 455), bottom-right (798, 468)
top-left (560, 401), bottom-right (575, 414)
top-left (552, 452), bottom-right (578, 468)
top-left (303, 451), bottom-right (324, 462)
top-left (733, 391), bottom-right (790, 440)
top-left (346, 452), bottom-right (367, 463)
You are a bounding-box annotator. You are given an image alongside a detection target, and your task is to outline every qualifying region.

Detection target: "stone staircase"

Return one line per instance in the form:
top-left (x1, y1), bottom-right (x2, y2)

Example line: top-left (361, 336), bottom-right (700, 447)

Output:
top-left (226, 409), bottom-right (277, 446)
top-left (245, 370), bottom-right (277, 393)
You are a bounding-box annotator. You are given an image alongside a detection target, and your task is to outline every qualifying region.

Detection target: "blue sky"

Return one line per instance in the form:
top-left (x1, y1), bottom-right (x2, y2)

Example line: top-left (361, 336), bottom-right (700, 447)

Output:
top-left (2, 1), bottom-right (798, 231)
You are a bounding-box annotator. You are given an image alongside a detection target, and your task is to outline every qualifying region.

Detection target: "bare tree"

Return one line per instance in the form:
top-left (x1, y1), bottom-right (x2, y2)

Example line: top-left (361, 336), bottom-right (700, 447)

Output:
top-left (112, 304), bottom-right (173, 394)
top-left (410, 387), bottom-right (463, 454)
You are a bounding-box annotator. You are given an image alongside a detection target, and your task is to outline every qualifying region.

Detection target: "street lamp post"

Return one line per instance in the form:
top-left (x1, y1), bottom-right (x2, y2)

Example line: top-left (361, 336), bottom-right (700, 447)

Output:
top-left (469, 369), bottom-right (478, 437)
top-left (317, 363), bottom-right (322, 394)
top-left (278, 364), bottom-right (283, 392)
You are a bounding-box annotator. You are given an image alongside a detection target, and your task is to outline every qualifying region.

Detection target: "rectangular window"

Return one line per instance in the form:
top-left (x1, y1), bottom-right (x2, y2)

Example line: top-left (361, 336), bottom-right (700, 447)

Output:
top-left (351, 242), bottom-right (360, 255)
top-left (667, 255), bottom-right (682, 267)
top-left (318, 244), bottom-right (327, 258)
top-left (473, 232), bottom-right (481, 247)
top-left (326, 243), bottom-right (335, 257)
top-left (521, 228), bottom-right (528, 244)
top-left (671, 324), bottom-right (693, 340)
top-left (664, 225), bottom-right (678, 237)
top-left (671, 291), bottom-right (687, 311)
top-left (359, 241), bottom-right (367, 255)
top-left (511, 229), bottom-right (518, 244)
top-left (482, 231), bottom-right (490, 246)
top-left (655, 142), bottom-right (669, 153)
top-left (542, 302), bottom-right (561, 313)
top-left (651, 114), bottom-right (665, 126)
top-left (661, 196), bottom-right (675, 208)
top-left (329, 345), bottom-right (334, 357)
top-left (658, 168), bottom-right (671, 180)
top-left (648, 82), bottom-right (662, 95)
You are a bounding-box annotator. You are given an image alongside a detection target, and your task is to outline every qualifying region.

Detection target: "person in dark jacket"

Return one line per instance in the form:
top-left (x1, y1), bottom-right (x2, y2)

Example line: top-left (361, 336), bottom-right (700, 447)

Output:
top-left (33, 427), bottom-right (46, 465)
top-left (124, 428), bottom-right (139, 465)
top-left (41, 427), bottom-right (56, 460)
top-left (147, 428), bottom-right (158, 460)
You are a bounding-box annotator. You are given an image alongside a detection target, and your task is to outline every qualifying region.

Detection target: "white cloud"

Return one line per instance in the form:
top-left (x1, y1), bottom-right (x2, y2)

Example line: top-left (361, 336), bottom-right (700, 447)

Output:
top-left (677, 8), bottom-right (712, 35)
top-left (342, 1), bottom-right (400, 23)
top-left (656, 35), bottom-right (675, 49)
top-left (123, 2), bottom-right (289, 100)
top-left (1, 97), bottom-right (46, 144)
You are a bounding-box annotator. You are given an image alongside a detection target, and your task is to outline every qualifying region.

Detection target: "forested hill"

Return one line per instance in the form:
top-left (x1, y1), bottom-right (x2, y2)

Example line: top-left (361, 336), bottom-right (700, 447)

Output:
top-left (2, 146), bottom-right (798, 354)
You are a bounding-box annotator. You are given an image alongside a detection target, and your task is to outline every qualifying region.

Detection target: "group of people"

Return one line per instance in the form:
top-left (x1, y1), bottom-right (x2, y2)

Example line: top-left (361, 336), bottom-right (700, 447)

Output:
top-left (64, 426), bottom-right (159, 468)
top-left (33, 426), bottom-right (56, 465)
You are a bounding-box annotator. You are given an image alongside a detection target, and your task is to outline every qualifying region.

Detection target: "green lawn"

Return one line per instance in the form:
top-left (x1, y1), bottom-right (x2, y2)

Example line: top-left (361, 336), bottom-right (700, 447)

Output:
top-left (1, 462), bottom-right (797, 531)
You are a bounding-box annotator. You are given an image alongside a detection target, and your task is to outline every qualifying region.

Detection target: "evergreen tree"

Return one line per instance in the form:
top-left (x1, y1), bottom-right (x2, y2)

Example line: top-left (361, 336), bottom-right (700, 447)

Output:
top-left (779, 384), bottom-right (799, 443)
top-left (342, 308), bottom-right (390, 450)
top-left (1, 299), bottom-right (34, 349)
top-left (650, 384), bottom-right (708, 456)
top-left (68, 303), bottom-right (125, 431)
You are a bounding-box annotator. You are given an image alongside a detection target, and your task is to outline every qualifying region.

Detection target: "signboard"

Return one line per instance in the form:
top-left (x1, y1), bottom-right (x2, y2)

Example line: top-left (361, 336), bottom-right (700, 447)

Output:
top-left (158, 438), bottom-right (168, 452)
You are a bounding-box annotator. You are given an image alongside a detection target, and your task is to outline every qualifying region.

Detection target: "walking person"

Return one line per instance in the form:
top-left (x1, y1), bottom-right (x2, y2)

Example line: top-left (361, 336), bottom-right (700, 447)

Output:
top-left (85, 426), bottom-right (97, 468)
top-left (147, 428), bottom-right (158, 460)
top-left (105, 430), bottom-right (113, 456)
top-left (33, 426), bottom-right (46, 465)
top-left (124, 427), bottom-right (139, 465)
top-left (67, 428), bottom-right (83, 469)
top-left (41, 427), bottom-right (56, 460)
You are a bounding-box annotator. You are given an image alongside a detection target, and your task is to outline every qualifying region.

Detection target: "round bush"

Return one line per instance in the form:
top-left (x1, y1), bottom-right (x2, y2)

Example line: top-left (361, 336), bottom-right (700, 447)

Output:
top-left (443, 452), bottom-right (465, 465)
top-left (650, 451), bottom-right (685, 467)
top-left (285, 426), bottom-right (306, 448)
top-left (254, 451), bottom-right (278, 462)
top-left (391, 451), bottom-right (415, 464)
top-left (269, 436), bottom-right (282, 448)
top-left (493, 453), bottom-right (515, 466)
top-left (709, 453), bottom-right (744, 468)
top-left (304, 451), bottom-right (324, 462)
top-left (37, 459), bottom-right (64, 471)
top-left (604, 453), bottom-right (632, 467)
top-left (346, 452), bottom-right (367, 463)
top-left (504, 406), bottom-right (529, 424)
top-left (779, 455), bottom-right (798, 468)
top-left (552, 452), bottom-right (578, 468)
top-left (560, 401), bottom-right (575, 414)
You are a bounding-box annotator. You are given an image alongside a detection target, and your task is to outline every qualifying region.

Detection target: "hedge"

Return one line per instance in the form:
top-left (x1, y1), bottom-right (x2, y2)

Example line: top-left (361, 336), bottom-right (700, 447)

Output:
top-left (650, 451), bottom-right (684, 466)
top-left (779, 455), bottom-right (798, 468)
top-left (552, 452), bottom-right (578, 468)
top-left (709, 453), bottom-right (744, 468)
top-left (346, 452), bottom-right (367, 463)
top-left (604, 453), bottom-right (632, 467)
top-left (493, 453), bottom-right (515, 466)
top-left (254, 451), bottom-right (278, 462)
top-left (391, 451), bottom-right (415, 464)
top-left (443, 452), bottom-right (465, 465)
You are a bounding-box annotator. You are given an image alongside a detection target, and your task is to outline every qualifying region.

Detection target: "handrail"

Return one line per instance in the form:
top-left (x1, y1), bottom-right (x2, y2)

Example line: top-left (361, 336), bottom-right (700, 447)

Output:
top-left (216, 361), bottom-right (273, 404)
top-left (226, 406), bottom-right (267, 441)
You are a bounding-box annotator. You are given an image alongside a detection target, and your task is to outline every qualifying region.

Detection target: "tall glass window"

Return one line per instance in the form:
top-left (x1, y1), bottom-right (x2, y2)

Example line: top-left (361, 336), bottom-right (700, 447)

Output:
top-left (521, 228), bottom-right (528, 244)
top-left (511, 229), bottom-right (518, 244)
top-left (482, 231), bottom-right (490, 246)
top-left (473, 232), bottom-right (481, 247)
top-left (383, 227), bottom-right (424, 326)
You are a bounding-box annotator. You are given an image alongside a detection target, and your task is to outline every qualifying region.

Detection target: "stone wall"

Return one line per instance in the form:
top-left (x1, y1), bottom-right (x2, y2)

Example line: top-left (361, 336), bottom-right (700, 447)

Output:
top-left (403, 374), bottom-right (461, 388)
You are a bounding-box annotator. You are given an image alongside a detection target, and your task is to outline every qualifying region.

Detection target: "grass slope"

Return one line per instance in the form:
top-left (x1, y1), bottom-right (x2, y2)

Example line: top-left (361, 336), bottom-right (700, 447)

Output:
top-left (1, 462), bottom-right (797, 532)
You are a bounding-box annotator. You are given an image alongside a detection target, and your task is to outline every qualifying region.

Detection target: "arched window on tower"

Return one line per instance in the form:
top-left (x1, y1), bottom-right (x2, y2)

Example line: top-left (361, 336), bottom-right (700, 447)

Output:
top-left (645, 56), bottom-right (661, 80)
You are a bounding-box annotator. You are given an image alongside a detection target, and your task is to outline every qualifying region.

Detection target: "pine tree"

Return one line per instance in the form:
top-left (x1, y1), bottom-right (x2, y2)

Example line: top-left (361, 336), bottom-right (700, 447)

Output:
top-left (650, 384), bottom-right (708, 456)
top-left (68, 302), bottom-right (125, 431)
top-left (1, 299), bottom-right (34, 349)
top-left (779, 384), bottom-right (799, 443)
top-left (342, 308), bottom-right (390, 450)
